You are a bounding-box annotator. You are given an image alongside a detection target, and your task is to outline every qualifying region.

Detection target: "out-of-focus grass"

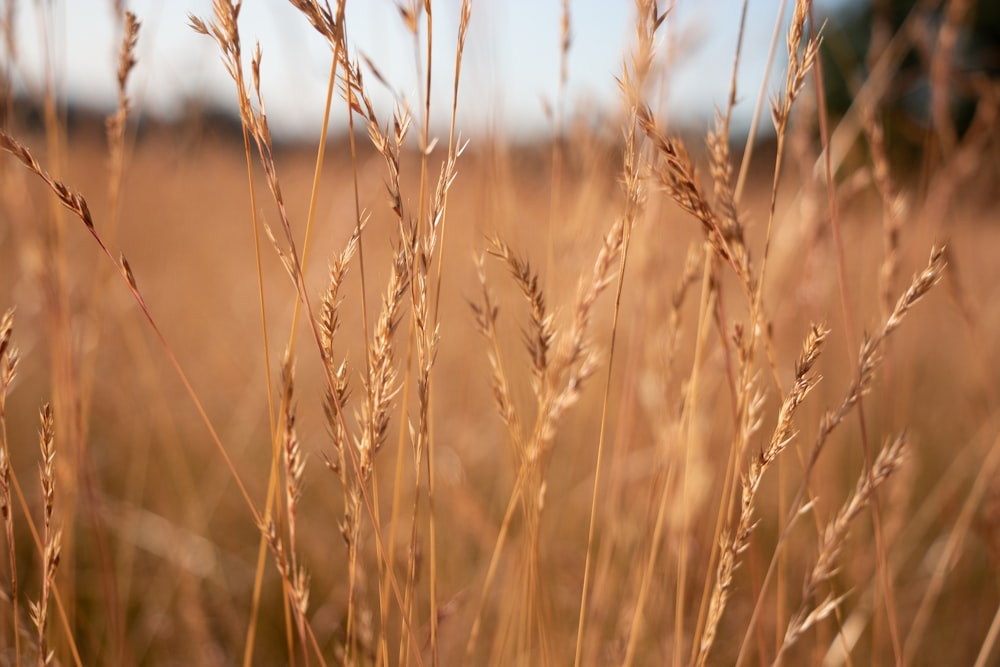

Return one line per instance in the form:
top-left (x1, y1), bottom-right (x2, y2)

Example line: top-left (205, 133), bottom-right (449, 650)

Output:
top-left (0, 1), bottom-right (999, 665)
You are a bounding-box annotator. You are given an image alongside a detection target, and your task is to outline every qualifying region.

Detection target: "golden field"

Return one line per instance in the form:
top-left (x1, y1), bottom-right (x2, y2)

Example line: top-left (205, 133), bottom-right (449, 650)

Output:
top-left (0, 1), bottom-right (999, 665)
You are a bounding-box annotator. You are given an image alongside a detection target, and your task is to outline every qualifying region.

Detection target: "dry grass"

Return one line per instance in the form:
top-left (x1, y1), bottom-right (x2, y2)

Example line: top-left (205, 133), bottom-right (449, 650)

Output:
top-left (0, 0), bottom-right (998, 665)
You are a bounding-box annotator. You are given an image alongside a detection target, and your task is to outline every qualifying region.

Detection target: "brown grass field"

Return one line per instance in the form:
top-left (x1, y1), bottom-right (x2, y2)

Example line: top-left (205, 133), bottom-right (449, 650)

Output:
top-left (1, 1), bottom-right (999, 665)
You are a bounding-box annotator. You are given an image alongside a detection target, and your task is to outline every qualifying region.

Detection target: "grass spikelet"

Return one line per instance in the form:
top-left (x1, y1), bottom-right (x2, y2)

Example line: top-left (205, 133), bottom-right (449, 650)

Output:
top-left (487, 236), bottom-right (554, 394)
top-left (470, 252), bottom-right (523, 450)
top-left (30, 404), bottom-right (59, 667)
top-left (697, 323), bottom-right (829, 666)
top-left (777, 432), bottom-right (909, 662)
top-left (0, 309), bottom-right (20, 662)
top-left (638, 106), bottom-right (748, 285)
top-left (735, 247), bottom-right (948, 665)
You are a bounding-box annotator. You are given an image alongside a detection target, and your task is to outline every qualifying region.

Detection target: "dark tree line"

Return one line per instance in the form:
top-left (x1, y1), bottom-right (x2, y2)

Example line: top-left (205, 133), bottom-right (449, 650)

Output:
top-left (820, 0), bottom-right (999, 161)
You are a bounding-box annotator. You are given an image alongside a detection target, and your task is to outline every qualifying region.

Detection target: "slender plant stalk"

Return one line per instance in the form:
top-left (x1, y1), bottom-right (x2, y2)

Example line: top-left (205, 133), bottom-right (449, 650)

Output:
top-left (35, 7), bottom-right (82, 662)
top-left (544, 0), bottom-right (570, 282)
top-left (902, 431), bottom-right (1000, 663)
top-left (688, 1), bottom-right (751, 661)
top-left (624, 246), bottom-right (713, 667)
top-left (734, 247), bottom-right (946, 666)
top-left (574, 3), bottom-right (658, 663)
top-left (973, 600), bottom-right (1000, 667)
top-left (808, 4), bottom-right (903, 661)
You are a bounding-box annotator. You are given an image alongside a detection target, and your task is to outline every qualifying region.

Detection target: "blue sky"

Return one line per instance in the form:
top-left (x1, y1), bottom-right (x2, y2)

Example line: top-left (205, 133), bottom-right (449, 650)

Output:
top-left (7, 0), bottom-right (854, 140)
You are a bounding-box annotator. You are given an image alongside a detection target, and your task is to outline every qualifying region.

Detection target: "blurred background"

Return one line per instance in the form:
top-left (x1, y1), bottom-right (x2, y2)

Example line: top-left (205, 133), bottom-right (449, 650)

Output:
top-left (6, 0), bottom-right (866, 140)
top-left (1, 1), bottom-right (999, 665)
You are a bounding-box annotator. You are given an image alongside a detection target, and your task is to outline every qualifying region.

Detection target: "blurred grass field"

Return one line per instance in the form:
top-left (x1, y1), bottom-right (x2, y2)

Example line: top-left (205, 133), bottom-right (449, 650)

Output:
top-left (1, 1), bottom-right (1000, 665)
